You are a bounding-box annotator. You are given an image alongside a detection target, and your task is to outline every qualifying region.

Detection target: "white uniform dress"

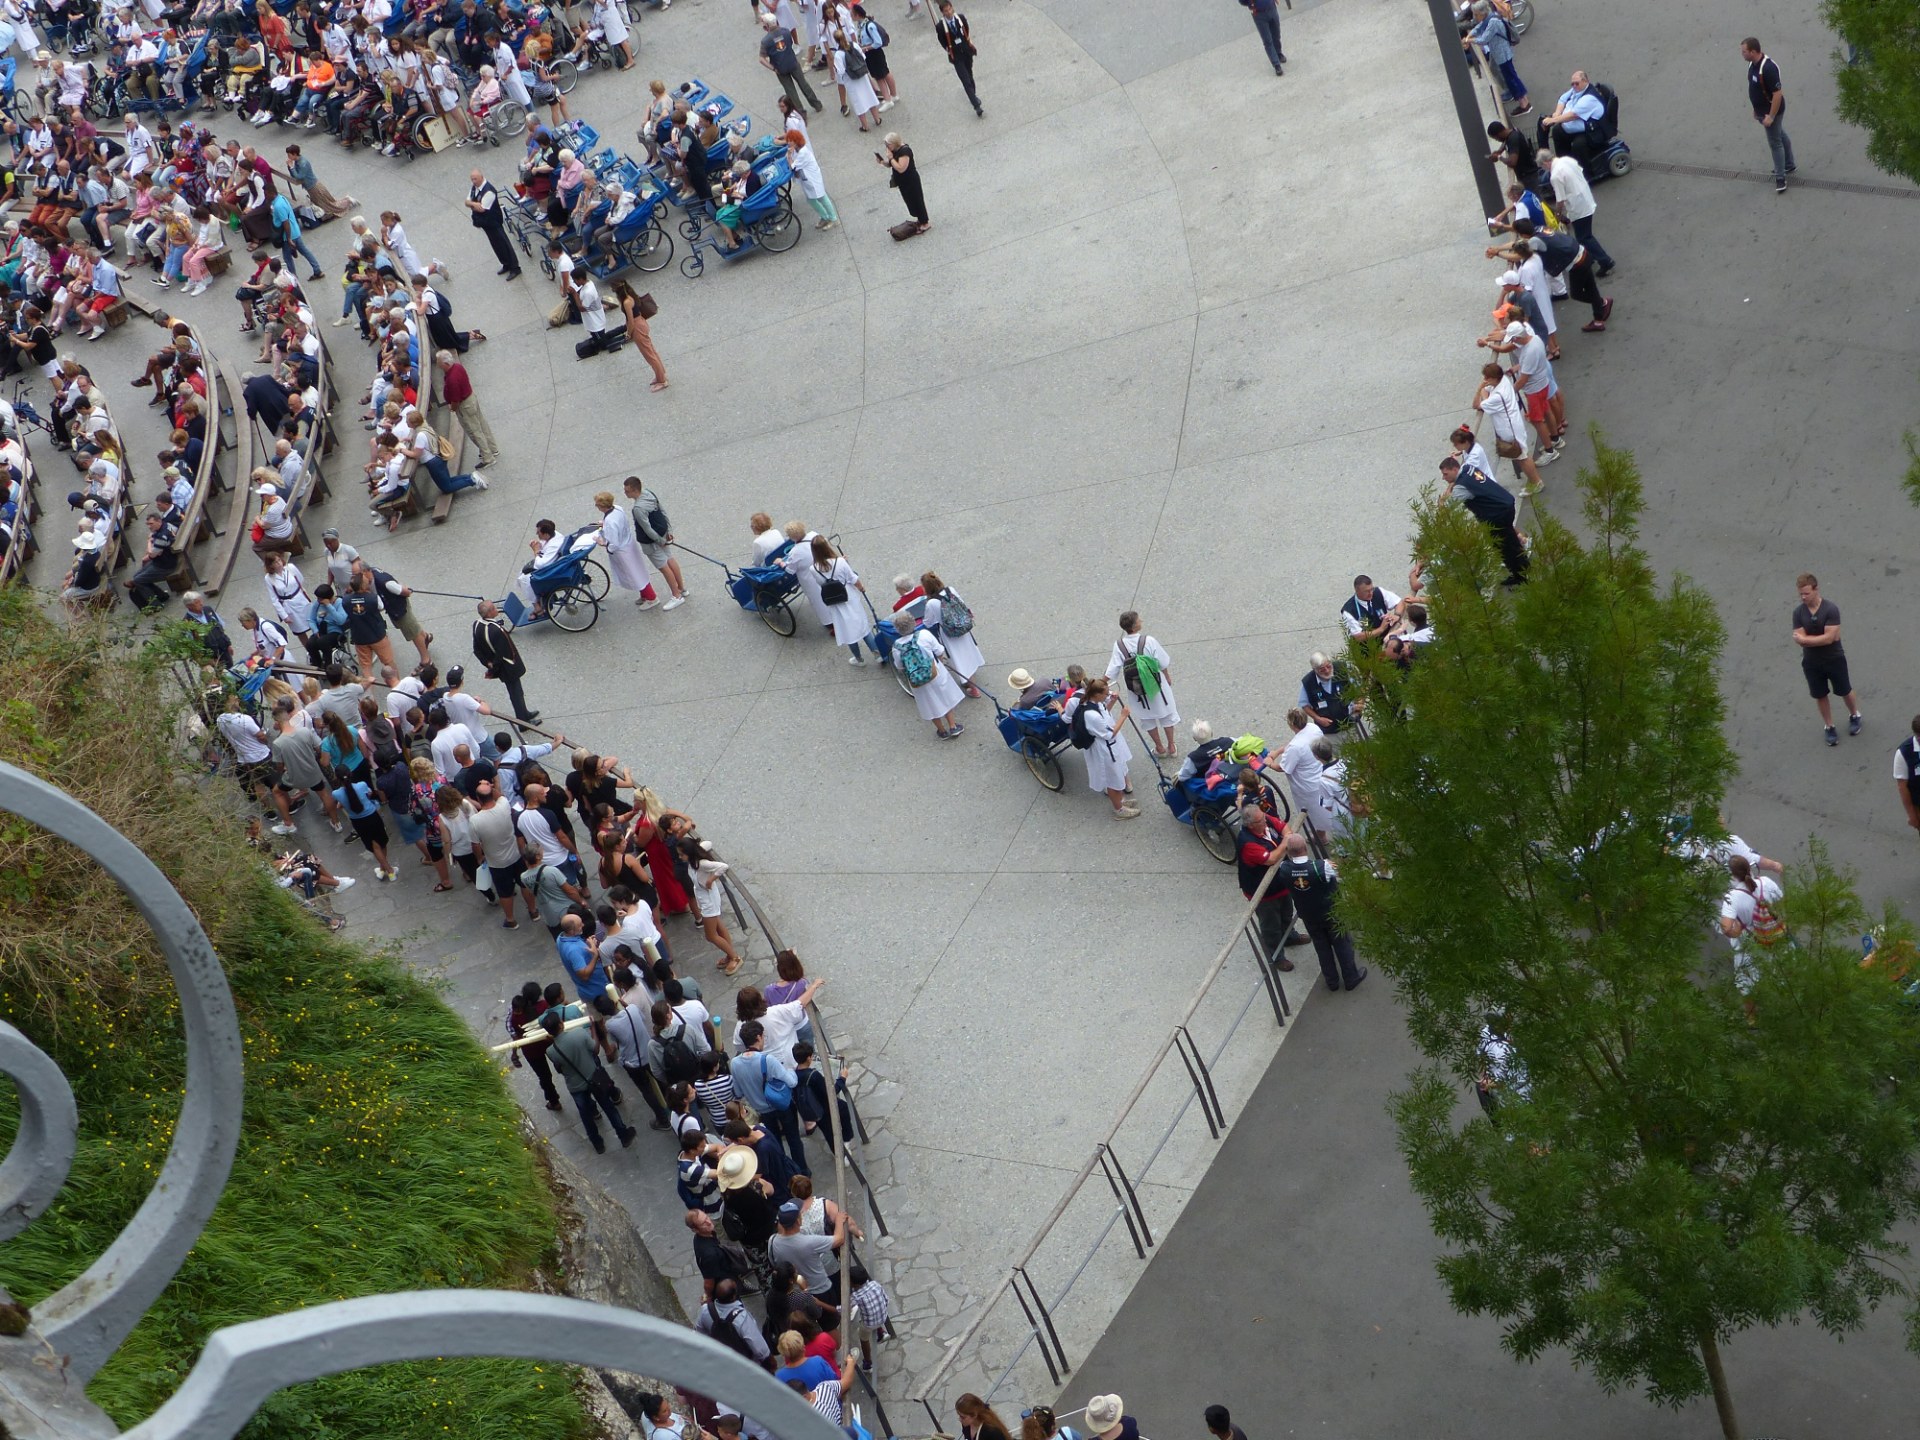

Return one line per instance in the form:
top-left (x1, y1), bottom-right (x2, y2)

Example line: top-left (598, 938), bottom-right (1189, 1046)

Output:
top-left (896, 627), bottom-right (965, 721)
top-left (920, 594), bottom-right (982, 683)
top-left (1105, 634), bottom-right (1179, 729)
top-left (266, 561), bottom-right (314, 635)
top-left (1279, 725), bottom-right (1328, 828)
top-left (597, 505), bottom-right (652, 594)
top-left (781, 533), bottom-right (833, 626)
top-left (833, 42), bottom-right (880, 116)
top-left (1079, 699), bottom-right (1132, 794)
top-left (811, 557), bottom-right (873, 647)
top-left (788, 138), bottom-right (828, 202)
top-left (593, 0), bottom-right (629, 48)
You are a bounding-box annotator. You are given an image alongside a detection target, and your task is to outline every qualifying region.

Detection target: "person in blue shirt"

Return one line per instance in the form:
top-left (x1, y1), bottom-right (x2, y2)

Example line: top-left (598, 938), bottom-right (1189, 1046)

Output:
top-left (331, 777), bottom-right (397, 879)
top-left (1541, 69), bottom-right (1605, 160)
top-left (1463, 1), bottom-right (1528, 114)
top-left (556, 913), bottom-right (610, 1001)
top-left (729, 1020), bottom-right (810, 1177)
top-left (269, 189), bottom-right (325, 281)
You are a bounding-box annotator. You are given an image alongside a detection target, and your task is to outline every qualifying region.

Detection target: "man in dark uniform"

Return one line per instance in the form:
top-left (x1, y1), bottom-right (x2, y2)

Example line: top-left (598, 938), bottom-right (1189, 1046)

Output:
top-left (1276, 832), bottom-right (1366, 992)
top-left (464, 167), bottom-right (521, 279)
top-left (1236, 805), bottom-right (1309, 969)
top-left (472, 598), bottom-right (538, 722)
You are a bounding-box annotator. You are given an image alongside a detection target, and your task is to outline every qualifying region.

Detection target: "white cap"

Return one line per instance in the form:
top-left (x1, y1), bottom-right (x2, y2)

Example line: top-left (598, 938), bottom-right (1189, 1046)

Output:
top-left (1498, 269), bottom-right (1521, 286)
top-left (255, 483), bottom-right (279, 496)
top-left (74, 531), bottom-right (106, 550)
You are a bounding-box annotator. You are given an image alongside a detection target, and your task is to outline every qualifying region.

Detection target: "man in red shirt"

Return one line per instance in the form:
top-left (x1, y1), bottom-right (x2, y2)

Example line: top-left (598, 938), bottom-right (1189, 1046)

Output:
top-left (1236, 806), bottom-right (1308, 968)
top-left (436, 350), bottom-right (501, 470)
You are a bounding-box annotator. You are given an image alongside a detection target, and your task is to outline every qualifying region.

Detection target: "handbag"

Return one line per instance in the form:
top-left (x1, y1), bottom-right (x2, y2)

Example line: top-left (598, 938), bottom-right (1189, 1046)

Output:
top-left (474, 861), bottom-right (492, 893)
top-left (758, 1052), bottom-right (793, 1109)
top-left (1494, 436), bottom-right (1524, 459)
top-left (435, 432), bottom-right (455, 461)
top-left (636, 291), bottom-right (658, 319)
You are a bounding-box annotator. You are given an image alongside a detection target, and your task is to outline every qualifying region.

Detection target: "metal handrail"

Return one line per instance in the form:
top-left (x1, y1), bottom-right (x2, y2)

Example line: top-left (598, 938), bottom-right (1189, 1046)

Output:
top-left (909, 849), bottom-right (1295, 1416)
top-left (0, 406), bottom-right (39, 590)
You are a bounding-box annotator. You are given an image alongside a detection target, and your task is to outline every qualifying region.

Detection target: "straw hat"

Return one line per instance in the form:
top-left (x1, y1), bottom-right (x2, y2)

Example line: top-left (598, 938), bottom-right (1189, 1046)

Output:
top-left (1007, 668), bottom-right (1036, 692)
top-left (714, 1144), bottom-right (759, 1191)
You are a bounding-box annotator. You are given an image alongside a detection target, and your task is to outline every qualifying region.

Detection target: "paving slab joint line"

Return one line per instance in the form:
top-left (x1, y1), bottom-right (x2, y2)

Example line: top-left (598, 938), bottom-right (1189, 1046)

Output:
top-left (1634, 157), bottom-right (1920, 199)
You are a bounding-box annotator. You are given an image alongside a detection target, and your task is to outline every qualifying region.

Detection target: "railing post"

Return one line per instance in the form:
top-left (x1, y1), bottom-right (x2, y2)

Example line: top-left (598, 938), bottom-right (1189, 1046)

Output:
top-left (1171, 1025), bottom-right (1224, 1136)
top-left (1095, 1147), bottom-right (1147, 1259)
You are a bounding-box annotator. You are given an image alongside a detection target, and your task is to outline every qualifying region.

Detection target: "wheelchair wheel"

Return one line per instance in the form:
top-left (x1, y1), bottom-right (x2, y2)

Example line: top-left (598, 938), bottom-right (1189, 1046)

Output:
top-left (581, 557), bottom-right (610, 600)
top-left (1258, 770), bottom-right (1293, 826)
top-left (408, 113), bottom-right (438, 152)
top-left (551, 59), bottom-right (579, 94)
top-left (1606, 146), bottom-right (1632, 177)
top-left (1022, 739), bottom-right (1065, 792)
top-left (755, 201), bottom-right (802, 254)
top-left (893, 660), bottom-right (914, 697)
top-left (546, 583), bottom-right (599, 632)
top-left (629, 221), bottom-right (673, 273)
top-left (1194, 808), bottom-right (1238, 865)
top-left (492, 99), bottom-right (528, 138)
top-left (1508, 0), bottom-right (1534, 36)
top-left (678, 216), bottom-right (703, 243)
top-left (754, 592), bottom-right (796, 636)
top-left (680, 251), bottom-right (704, 279)
top-left (538, 249), bottom-right (556, 280)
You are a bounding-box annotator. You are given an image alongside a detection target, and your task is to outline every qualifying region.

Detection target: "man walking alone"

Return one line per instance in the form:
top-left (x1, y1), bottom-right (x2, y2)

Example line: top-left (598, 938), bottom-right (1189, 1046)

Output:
top-left (934, 2), bottom-right (983, 118)
top-left (1791, 572), bottom-right (1861, 747)
top-left (1740, 37), bottom-right (1794, 194)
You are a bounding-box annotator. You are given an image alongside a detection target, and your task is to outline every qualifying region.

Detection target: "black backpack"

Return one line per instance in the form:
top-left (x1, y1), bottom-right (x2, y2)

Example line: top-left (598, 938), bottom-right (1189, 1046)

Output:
top-left (637, 488), bottom-right (670, 540)
top-left (656, 1020), bottom-right (701, 1086)
top-left (1069, 699), bottom-right (1099, 750)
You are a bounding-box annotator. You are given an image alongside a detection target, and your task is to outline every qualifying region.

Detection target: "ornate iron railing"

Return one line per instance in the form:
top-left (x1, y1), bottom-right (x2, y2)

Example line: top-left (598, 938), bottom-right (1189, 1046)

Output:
top-left (0, 761), bottom-right (839, 1440)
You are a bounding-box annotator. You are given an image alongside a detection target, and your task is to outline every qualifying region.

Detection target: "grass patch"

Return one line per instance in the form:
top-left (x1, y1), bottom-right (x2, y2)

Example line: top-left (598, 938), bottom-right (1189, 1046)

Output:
top-left (0, 589), bottom-right (589, 1439)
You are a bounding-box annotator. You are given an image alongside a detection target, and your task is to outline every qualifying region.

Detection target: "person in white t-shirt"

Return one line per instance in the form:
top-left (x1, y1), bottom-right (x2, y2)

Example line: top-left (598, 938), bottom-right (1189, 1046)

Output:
top-left (1718, 855), bottom-right (1784, 1013)
top-left (1474, 361), bottom-right (1545, 496)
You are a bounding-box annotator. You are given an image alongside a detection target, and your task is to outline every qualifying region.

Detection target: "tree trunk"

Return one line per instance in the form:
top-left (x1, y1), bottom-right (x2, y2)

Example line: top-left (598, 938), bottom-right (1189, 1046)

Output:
top-left (1698, 1329), bottom-right (1740, 1440)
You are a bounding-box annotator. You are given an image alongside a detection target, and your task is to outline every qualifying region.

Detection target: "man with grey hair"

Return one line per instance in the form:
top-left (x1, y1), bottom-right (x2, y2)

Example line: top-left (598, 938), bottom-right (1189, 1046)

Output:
top-left (759, 14), bottom-right (823, 114)
top-left (437, 349), bottom-right (499, 470)
top-left (1298, 651), bottom-right (1360, 732)
top-left (1275, 831), bottom-right (1366, 992)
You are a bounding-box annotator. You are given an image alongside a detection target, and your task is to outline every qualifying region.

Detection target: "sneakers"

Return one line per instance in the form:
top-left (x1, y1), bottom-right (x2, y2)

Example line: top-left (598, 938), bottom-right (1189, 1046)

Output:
top-left (377, 866), bottom-right (398, 880)
top-left (271, 821), bottom-right (298, 835)
top-left (1519, 481), bottom-right (1544, 498)
top-left (1775, 177), bottom-right (1787, 194)
top-left (1849, 711), bottom-right (1863, 736)
top-left (660, 594), bottom-right (685, 610)
top-left (331, 316), bottom-right (350, 326)
top-left (1534, 447), bottom-right (1559, 467)
top-left (848, 652), bottom-right (867, 665)
top-left (636, 595), bottom-right (659, 609)
top-left (151, 274), bottom-right (170, 287)
top-left (950, 722), bottom-right (965, 737)
top-left (186, 280), bottom-right (210, 296)
top-left (1112, 804), bottom-right (1141, 820)
top-left (1825, 725), bottom-right (1839, 747)
top-left (333, 876), bottom-right (357, 892)
top-left (470, 471), bottom-right (489, 490)
top-left (328, 818), bottom-right (344, 833)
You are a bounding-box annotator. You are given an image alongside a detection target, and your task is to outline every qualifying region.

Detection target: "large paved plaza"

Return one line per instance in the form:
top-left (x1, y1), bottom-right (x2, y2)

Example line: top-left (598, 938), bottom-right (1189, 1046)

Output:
top-left (21, 0), bottom-right (1920, 1427)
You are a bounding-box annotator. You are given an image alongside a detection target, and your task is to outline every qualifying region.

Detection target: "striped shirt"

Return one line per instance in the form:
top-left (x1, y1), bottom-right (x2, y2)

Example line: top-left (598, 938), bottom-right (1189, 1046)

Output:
top-left (807, 1381), bottom-right (843, 1424)
top-left (676, 1155), bottom-right (723, 1217)
top-left (693, 1071), bottom-right (737, 1128)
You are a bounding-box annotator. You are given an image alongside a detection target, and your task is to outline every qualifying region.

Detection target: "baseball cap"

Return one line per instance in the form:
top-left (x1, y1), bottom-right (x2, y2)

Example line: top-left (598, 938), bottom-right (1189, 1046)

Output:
top-left (777, 1200), bottom-right (802, 1222)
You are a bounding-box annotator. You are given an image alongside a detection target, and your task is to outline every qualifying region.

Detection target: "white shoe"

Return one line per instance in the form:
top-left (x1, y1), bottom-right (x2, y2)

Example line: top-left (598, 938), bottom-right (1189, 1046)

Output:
top-left (470, 471), bottom-right (489, 489)
top-left (332, 875), bottom-right (357, 891)
top-left (1534, 447), bottom-right (1559, 466)
top-left (331, 316), bottom-right (350, 327)
top-left (187, 281), bottom-right (210, 296)
top-left (271, 822), bottom-right (298, 835)
top-left (849, 652), bottom-right (867, 665)
top-left (878, 99), bottom-right (895, 111)
top-left (1112, 805), bottom-right (1141, 820)
top-left (660, 594), bottom-right (684, 611)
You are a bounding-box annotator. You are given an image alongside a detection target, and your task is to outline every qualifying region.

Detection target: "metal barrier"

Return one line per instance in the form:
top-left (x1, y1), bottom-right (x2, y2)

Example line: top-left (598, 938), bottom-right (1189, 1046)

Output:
top-left (908, 858), bottom-right (1300, 1424)
top-left (0, 400), bottom-right (41, 590)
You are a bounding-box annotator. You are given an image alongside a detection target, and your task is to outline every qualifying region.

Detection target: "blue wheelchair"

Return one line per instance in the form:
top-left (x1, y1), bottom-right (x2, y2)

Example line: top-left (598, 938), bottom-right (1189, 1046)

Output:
top-left (500, 539), bottom-right (603, 632)
top-left (679, 152), bottom-right (800, 277)
top-left (1143, 742), bottom-right (1292, 863)
top-left (991, 691), bottom-right (1076, 792)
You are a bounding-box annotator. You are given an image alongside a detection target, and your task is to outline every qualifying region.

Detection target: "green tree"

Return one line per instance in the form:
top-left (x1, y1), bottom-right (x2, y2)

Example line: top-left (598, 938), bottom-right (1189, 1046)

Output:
top-left (1825, 1), bottom-right (1920, 184)
top-left (1338, 436), bottom-right (1920, 1439)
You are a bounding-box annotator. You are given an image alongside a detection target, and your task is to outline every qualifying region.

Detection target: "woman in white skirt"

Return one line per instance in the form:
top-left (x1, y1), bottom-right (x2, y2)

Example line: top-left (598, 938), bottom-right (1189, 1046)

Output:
top-left (779, 521), bottom-right (833, 631)
top-left (830, 22), bottom-right (882, 130)
top-left (806, 535), bottom-right (874, 663)
top-left (917, 570), bottom-right (983, 696)
top-left (892, 613), bottom-right (966, 739)
top-left (1106, 610), bottom-right (1180, 759)
top-left (591, 0), bottom-right (634, 70)
top-left (1073, 677), bottom-right (1138, 819)
top-left (263, 552), bottom-right (316, 660)
top-left (593, 490), bottom-right (658, 606)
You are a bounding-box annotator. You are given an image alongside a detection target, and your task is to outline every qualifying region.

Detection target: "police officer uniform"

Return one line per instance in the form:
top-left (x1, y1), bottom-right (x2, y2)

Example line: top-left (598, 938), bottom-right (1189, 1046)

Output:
top-left (1276, 852), bottom-right (1366, 991)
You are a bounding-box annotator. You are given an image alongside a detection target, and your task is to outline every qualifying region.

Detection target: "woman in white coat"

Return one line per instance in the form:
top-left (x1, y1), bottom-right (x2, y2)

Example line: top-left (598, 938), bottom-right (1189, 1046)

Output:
top-left (593, 490), bottom-right (657, 607)
top-left (262, 551), bottom-right (315, 657)
top-left (892, 613), bottom-right (966, 739)
top-left (1106, 610), bottom-right (1180, 758)
top-left (829, 22), bottom-right (882, 130)
top-left (591, 0), bottom-right (634, 70)
top-left (918, 570), bottom-right (982, 696)
top-left (806, 535), bottom-right (874, 663)
top-left (1072, 677), bottom-right (1138, 819)
top-left (779, 521), bottom-right (833, 630)
top-left (785, 128), bottom-right (838, 230)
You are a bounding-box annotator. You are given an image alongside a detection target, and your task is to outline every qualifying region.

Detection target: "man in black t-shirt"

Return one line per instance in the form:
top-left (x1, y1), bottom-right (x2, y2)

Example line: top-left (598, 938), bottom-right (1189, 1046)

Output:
top-left (1740, 36), bottom-right (1795, 193)
top-left (1791, 573), bottom-right (1860, 746)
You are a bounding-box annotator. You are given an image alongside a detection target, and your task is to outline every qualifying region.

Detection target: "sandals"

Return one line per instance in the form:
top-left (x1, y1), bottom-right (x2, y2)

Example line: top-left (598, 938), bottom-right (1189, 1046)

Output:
top-left (719, 958), bottom-right (743, 976)
top-left (432, 882), bottom-right (453, 892)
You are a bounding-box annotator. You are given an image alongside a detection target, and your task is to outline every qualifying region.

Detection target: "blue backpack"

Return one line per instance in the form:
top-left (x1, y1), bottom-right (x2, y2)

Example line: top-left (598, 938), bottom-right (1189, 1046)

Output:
top-left (759, 1053), bottom-right (793, 1109)
top-left (898, 633), bottom-right (936, 687)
